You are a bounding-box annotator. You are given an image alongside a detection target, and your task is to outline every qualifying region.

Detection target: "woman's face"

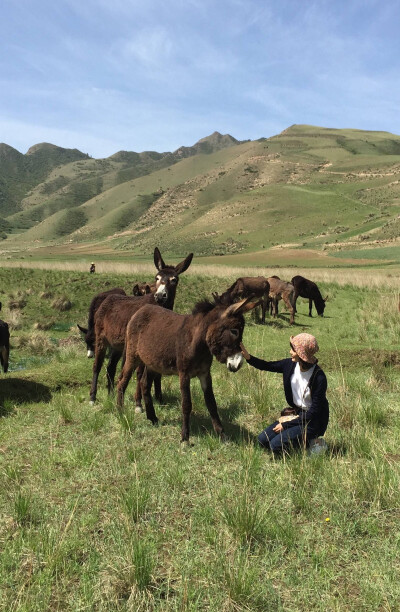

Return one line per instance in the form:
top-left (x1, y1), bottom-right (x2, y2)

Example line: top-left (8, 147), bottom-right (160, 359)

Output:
top-left (290, 344), bottom-right (300, 362)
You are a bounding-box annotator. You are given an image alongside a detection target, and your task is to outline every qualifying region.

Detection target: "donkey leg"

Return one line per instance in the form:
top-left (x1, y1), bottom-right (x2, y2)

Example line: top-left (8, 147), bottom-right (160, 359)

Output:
top-left (308, 298), bottom-right (313, 317)
top-left (153, 373), bottom-right (163, 403)
top-left (134, 364), bottom-right (144, 411)
top-left (106, 351), bottom-right (121, 394)
top-left (282, 295), bottom-right (295, 326)
top-left (293, 290), bottom-right (299, 314)
top-left (116, 357), bottom-right (137, 409)
top-left (140, 368), bottom-right (158, 425)
top-left (261, 296), bottom-right (267, 324)
top-left (179, 373), bottom-right (193, 442)
top-left (198, 372), bottom-right (224, 437)
top-left (0, 347), bottom-right (8, 373)
top-left (90, 345), bottom-right (107, 403)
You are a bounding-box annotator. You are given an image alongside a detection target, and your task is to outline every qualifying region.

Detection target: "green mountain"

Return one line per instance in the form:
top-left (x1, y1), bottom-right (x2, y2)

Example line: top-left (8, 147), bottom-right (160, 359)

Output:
top-left (1, 126), bottom-right (400, 264)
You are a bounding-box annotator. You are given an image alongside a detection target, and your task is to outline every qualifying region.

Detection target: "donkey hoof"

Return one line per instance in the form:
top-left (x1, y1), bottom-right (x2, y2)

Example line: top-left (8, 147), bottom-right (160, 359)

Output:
top-left (89, 400), bottom-right (95, 406)
top-left (135, 406), bottom-right (143, 414)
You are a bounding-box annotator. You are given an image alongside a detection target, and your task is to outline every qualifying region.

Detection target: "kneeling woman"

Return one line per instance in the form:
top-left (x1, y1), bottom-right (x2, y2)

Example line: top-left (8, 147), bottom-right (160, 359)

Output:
top-left (240, 333), bottom-right (329, 454)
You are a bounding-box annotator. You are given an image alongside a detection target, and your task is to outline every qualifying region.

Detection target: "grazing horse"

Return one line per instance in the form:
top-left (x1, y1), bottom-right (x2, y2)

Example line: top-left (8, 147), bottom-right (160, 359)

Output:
top-left (219, 277), bottom-right (270, 324)
top-left (89, 248), bottom-right (193, 404)
top-left (132, 281), bottom-right (156, 296)
top-left (291, 275), bottom-right (327, 317)
top-left (267, 277), bottom-right (296, 325)
top-left (116, 296), bottom-right (258, 442)
top-left (78, 287), bottom-right (127, 357)
top-left (0, 303), bottom-right (9, 373)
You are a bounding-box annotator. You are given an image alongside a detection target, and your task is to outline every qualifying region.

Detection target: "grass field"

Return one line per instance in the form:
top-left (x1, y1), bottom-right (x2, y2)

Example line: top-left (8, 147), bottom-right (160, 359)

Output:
top-left (0, 265), bottom-right (399, 611)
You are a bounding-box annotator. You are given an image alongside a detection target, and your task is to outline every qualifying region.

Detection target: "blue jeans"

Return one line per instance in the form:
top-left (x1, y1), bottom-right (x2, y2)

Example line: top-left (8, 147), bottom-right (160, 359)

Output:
top-left (258, 420), bottom-right (318, 454)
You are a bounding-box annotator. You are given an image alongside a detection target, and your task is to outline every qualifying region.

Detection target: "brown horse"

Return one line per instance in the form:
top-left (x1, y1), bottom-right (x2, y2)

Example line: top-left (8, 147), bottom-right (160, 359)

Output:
top-left (291, 275), bottom-right (327, 317)
top-left (267, 277), bottom-right (295, 325)
top-left (0, 302), bottom-right (9, 373)
top-left (116, 296), bottom-right (258, 442)
top-left (89, 248), bottom-right (193, 404)
top-left (219, 276), bottom-right (270, 323)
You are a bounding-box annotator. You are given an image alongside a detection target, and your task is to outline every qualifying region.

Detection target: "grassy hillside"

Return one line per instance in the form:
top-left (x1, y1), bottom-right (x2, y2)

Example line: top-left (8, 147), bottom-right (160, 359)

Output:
top-left (1, 126), bottom-right (400, 266)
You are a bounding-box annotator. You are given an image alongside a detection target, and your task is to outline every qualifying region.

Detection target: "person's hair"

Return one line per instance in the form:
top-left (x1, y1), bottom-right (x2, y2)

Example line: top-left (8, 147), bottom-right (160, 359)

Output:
top-left (298, 357), bottom-right (314, 370)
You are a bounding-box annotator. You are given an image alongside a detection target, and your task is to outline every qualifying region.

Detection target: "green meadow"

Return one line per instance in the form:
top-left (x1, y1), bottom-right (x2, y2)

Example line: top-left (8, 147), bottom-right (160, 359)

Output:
top-left (0, 265), bottom-right (399, 611)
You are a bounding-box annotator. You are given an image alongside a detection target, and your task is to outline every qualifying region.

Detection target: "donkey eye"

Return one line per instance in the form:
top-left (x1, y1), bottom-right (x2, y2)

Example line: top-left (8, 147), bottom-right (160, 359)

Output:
top-left (231, 329), bottom-right (239, 338)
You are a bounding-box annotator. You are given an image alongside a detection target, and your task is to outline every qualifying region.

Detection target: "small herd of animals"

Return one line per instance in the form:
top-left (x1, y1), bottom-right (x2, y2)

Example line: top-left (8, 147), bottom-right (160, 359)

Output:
top-left (1, 248), bottom-right (328, 443)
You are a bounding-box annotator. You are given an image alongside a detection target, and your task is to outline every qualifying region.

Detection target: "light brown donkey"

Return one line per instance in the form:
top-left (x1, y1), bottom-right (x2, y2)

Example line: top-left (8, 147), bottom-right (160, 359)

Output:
top-left (267, 277), bottom-right (296, 325)
top-left (117, 296), bottom-right (258, 442)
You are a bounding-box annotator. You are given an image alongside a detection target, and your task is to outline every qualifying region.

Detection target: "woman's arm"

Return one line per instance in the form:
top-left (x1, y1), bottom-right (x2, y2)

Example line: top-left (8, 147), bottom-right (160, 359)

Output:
top-left (240, 343), bottom-right (287, 373)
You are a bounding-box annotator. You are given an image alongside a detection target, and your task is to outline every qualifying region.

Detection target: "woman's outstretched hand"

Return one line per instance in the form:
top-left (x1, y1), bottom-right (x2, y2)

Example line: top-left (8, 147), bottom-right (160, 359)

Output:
top-left (240, 342), bottom-right (250, 361)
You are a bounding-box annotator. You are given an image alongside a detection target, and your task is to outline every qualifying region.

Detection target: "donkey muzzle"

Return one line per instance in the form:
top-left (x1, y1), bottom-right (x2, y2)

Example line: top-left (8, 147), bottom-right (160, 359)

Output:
top-left (87, 349), bottom-right (94, 358)
top-left (226, 353), bottom-right (243, 372)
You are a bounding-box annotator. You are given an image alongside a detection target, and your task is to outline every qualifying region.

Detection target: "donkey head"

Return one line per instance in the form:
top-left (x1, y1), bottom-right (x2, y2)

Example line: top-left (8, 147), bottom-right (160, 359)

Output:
top-left (132, 282), bottom-right (154, 296)
top-left (77, 323), bottom-right (96, 358)
top-left (206, 297), bottom-right (259, 372)
top-left (316, 295), bottom-right (328, 317)
top-left (153, 247), bottom-right (193, 306)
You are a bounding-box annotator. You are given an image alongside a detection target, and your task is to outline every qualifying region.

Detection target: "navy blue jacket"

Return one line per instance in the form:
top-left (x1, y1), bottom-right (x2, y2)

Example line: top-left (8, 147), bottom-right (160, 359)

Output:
top-left (247, 356), bottom-right (329, 436)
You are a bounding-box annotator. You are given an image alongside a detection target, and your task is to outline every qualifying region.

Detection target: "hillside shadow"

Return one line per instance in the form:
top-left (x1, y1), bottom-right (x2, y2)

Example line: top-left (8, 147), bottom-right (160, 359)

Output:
top-left (0, 378), bottom-right (52, 409)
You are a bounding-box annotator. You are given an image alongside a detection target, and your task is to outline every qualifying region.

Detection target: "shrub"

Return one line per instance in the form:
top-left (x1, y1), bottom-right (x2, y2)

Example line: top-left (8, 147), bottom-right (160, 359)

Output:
top-left (51, 296), bottom-right (72, 311)
top-left (8, 299), bottom-right (27, 310)
top-left (15, 331), bottom-right (56, 354)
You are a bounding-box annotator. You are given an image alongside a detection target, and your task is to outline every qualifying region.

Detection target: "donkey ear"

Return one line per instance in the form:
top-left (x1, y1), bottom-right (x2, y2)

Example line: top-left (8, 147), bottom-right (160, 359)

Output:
top-left (144, 284), bottom-right (152, 294)
top-left (174, 252), bottom-right (193, 275)
top-left (77, 324), bottom-right (88, 335)
top-left (154, 247), bottom-right (166, 271)
top-left (324, 295), bottom-right (329, 302)
top-left (223, 296), bottom-right (260, 317)
top-left (132, 284), bottom-right (140, 295)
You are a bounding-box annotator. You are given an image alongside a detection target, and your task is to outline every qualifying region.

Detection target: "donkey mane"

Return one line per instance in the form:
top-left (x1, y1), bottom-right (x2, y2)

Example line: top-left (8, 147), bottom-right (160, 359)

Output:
top-left (191, 299), bottom-right (216, 315)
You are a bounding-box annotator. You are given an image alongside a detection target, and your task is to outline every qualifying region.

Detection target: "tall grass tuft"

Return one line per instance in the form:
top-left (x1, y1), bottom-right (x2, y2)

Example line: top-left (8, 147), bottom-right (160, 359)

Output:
top-left (221, 492), bottom-right (265, 545)
top-left (120, 480), bottom-right (151, 524)
top-left (109, 536), bottom-right (155, 601)
top-left (222, 547), bottom-right (280, 611)
top-left (13, 491), bottom-right (37, 525)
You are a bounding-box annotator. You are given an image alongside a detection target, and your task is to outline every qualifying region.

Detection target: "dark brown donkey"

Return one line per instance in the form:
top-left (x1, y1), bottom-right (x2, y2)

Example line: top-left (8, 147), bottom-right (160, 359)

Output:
top-left (89, 248), bottom-right (193, 404)
top-left (291, 275), bottom-right (327, 317)
top-left (78, 281), bottom-right (156, 356)
top-left (78, 287), bottom-right (127, 357)
top-left (220, 277), bottom-right (270, 323)
top-left (0, 302), bottom-right (10, 373)
top-left (116, 296), bottom-right (258, 442)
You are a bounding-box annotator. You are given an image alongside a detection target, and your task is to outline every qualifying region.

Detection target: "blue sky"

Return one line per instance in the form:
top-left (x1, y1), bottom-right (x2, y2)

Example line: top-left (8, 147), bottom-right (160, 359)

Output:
top-left (1, 0), bottom-right (400, 158)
